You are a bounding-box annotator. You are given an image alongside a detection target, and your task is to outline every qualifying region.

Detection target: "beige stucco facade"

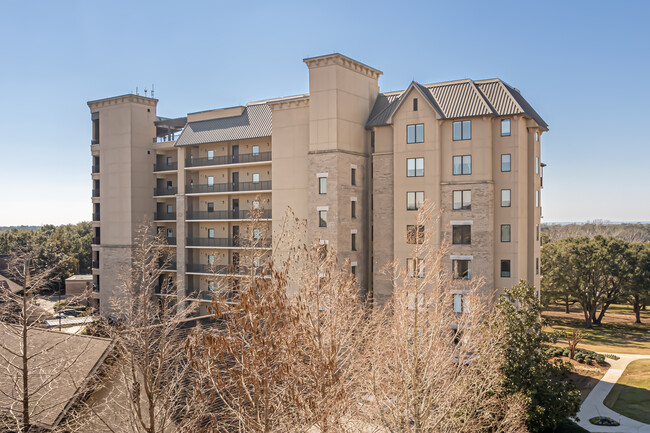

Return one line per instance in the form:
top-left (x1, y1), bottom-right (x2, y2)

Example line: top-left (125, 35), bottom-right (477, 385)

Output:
top-left (88, 54), bottom-right (545, 315)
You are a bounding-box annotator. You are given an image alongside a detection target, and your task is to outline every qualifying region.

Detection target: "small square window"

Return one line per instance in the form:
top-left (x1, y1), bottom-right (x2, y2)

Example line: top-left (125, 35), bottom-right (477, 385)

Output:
top-left (252, 145), bottom-right (259, 156)
top-left (319, 210), bottom-right (327, 227)
top-left (453, 120), bottom-right (471, 140)
top-left (207, 202), bottom-right (214, 212)
top-left (501, 154), bottom-right (511, 172)
top-left (319, 177), bottom-right (327, 194)
top-left (167, 228), bottom-right (173, 238)
top-left (208, 255), bottom-right (215, 265)
top-left (253, 228), bottom-right (261, 240)
top-left (166, 204), bottom-right (173, 213)
top-left (501, 260), bottom-right (511, 278)
top-left (452, 190), bottom-right (471, 210)
top-left (208, 228), bottom-right (215, 239)
top-left (453, 294), bottom-right (463, 313)
top-left (406, 225), bottom-right (424, 244)
top-left (452, 225), bottom-right (471, 245)
top-left (453, 155), bottom-right (471, 175)
top-left (207, 176), bottom-right (214, 187)
top-left (407, 191), bottom-right (424, 210)
top-left (166, 180), bottom-right (173, 190)
top-left (453, 260), bottom-right (471, 280)
top-left (407, 124), bottom-right (424, 143)
top-left (501, 189), bottom-right (511, 207)
top-left (207, 150), bottom-right (214, 160)
top-left (252, 173), bottom-right (260, 184)
top-left (166, 156), bottom-right (172, 165)
top-left (407, 158), bottom-right (424, 177)
top-left (501, 119), bottom-right (511, 136)
top-left (407, 258), bottom-right (424, 278)
top-left (252, 200), bottom-right (260, 209)
top-left (501, 224), bottom-right (511, 242)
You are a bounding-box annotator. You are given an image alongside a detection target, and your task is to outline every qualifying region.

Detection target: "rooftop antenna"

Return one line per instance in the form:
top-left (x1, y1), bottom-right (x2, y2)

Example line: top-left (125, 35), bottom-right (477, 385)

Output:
top-left (136, 86), bottom-right (139, 96)
top-left (151, 84), bottom-right (155, 98)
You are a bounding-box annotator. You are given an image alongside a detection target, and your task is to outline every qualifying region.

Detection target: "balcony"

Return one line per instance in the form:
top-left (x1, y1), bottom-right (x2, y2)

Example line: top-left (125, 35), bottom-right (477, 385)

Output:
top-left (186, 151), bottom-right (271, 168)
top-left (92, 165), bottom-right (100, 174)
top-left (186, 180), bottom-right (271, 195)
top-left (186, 237), bottom-right (272, 248)
top-left (92, 237), bottom-right (100, 245)
top-left (154, 187), bottom-right (178, 196)
top-left (92, 212), bottom-right (100, 222)
top-left (153, 161), bottom-right (178, 172)
top-left (164, 237), bottom-right (177, 246)
top-left (186, 263), bottom-right (262, 276)
top-left (92, 189), bottom-right (100, 198)
top-left (154, 212), bottom-right (176, 221)
top-left (160, 261), bottom-right (177, 271)
top-left (186, 209), bottom-right (272, 221)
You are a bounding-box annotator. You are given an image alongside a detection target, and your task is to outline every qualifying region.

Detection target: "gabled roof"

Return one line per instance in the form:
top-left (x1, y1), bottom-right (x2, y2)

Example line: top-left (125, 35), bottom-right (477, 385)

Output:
top-left (175, 103), bottom-right (272, 147)
top-left (366, 78), bottom-right (548, 130)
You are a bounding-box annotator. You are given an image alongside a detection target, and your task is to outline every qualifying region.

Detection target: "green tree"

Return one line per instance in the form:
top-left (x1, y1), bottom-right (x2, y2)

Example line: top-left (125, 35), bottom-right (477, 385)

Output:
top-left (624, 243), bottom-right (650, 324)
top-left (499, 281), bottom-right (581, 432)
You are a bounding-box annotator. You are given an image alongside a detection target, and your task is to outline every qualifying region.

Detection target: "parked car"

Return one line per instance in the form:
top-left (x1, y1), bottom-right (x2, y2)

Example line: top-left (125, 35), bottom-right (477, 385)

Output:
top-left (60, 309), bottom-right (80, 317)
top-left (52, 313), bottom-right (67, 319)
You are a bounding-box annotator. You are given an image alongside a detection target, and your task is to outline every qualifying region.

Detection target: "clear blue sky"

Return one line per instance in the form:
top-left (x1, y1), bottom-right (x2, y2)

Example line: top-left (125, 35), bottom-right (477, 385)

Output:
top-left (1, 0), bottom-right (649, 225)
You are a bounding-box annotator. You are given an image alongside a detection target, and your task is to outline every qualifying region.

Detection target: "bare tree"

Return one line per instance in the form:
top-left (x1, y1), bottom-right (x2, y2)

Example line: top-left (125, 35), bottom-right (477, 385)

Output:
top-left (0, 248), bottom-right (98, 432)
top-left (358, 203), bottom-right (526, 433)
top-left (67, 224), bottom-right (197, 433)
top-left (566, 330), bottom-right (584, 360)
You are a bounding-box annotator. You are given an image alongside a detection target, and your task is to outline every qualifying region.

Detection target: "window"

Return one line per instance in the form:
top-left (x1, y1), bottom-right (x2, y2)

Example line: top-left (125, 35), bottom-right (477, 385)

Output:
top-left (407, 158), bottom-right (424, 177)
top-left (319, 177), bottom-right (327, 194)
top-left (166, 180), bottom-right (173, 190)
top-left (166, 156), bottom-right (172, 165)
top-left (407, 258), bottom-right (424, 278)
top-left (406, 225), bottom-right (424, 244)
top-left (351, 167), bottom-right (356, 185)
top-left (407, 124), bottom-right (424, 143)
top-left (252, 145), bottom-right (259, 156)
top-left (208, 255), bottom-right (215, 265)
top-left (407, 191), bottom-right (424, 210)
top-left (351, 200), bottom-right (356, 218)
top-left (453, 294), bottom-right (463, 313)
top-left (207, 202), bottom-right (214, 212)
top-left (208, 281), bottom-right (215, 291)
top-left (413, 98), bottom-right (418, 111)
top-left (453, 260), bottom-right (471, 280)
top-left (536, 224), bottom-right (540, 241)
top-left (351, 233), bottom-right (357, 251)
top-left (501, 118), bottom-right (511, 136)
top-left (208, 228), bottom-right (215, 239)
top-left (166, 228), bottom-right (173, 238)
top-left (501, 189), bottom-right (511, 207)
top-left (536, 132), bottom-right (539, 141)
top-left (252, 173), bottom-right (260, 184)
top-left (501, 260), bottom-right (511, 278)
top-left (166, 204), bottom-right (173, 213)
top-left (452, 225), bottom-right (471, 245)
top-left (453, 155), bottom-right (472, 175)
top-left (536, 157), bottom-right (539, 174)
top-left (319, 210), bottom-right (327, 227)
top-left (253, 228), bottom-right (261, 240)
top-left (207, 150), bottom-right (214, 160)
top-left (536, 190), bottom-right (539, 207)
top-left (351, 264), bottom-right (357, 275)
top-left (207, 176), bottom-right (214, 186)
top-left (501, 224), bottom-right (511, 242)
top-left (501, 154), bottom-right (511, 172)
top-left (252, 200), bottom-right (260, 209)
top-left (452, 190), bottom-right (471, 210)
top-left (536, 258), bottom-right (540, 275)
top-left (91, 113), bottom-right (100, 144)
top-left (453, 120), bottom-right (471, 140)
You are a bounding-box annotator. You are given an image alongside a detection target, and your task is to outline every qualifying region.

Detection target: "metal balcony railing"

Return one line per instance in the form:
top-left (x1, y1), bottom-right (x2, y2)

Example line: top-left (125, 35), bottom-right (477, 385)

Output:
top-left (159, 261), bottom-right (177, 271)
top-left (92, 237), bottom-right (100, 245)
top-left (186, 180), bottom-right (271, 194)
top-left (92, 189), bottom-right (100, 197)
top-left (154, 212), bottom-right (176, 221)
top-left (186, 237), bottom-right (272, 248)
top-left (164, 237), bottom-right (176, 246)
top-left (186, 263), bottom-right (262, 275)
top-left (186, 209), bottom-right (272, 220)
top-left (153, 161), bottom-right (178, 172)
top-left (154, 187), bottom-right (178, 196)
top-left (186, 151), bottom-right (271, 168)
top-left (92, 165), bottom-right (100, 173)
top-left (92, 212), bottom-right (100, 221)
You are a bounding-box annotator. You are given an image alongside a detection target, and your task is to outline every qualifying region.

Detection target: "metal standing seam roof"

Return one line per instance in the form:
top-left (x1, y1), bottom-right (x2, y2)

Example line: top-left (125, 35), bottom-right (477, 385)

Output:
top-left (175, 103), bottom-right (272, 147)
top-left (366, 78), bottom-right (548, 130)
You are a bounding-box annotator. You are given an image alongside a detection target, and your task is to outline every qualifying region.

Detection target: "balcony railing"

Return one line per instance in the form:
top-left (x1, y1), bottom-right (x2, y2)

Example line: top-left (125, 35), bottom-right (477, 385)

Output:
top-left (186, 151), bottom-right (271, 168)
top-left (159, 261), bottom-right (177, 271)
top-left (154, 162), bottom-right (178, 172)
top-left (187, 263), bottom-right (262, 275)
top-left (154, 212), bottom-right (176, 221)
top-left (164, 237), bottom-right (176, 246)
top-left (92, 189), bottom-right (100, 198)
top-left (92, 212), bottom-right (100, 221)
top-left (186, 180), bottom-right (271, 194)
top-left (92, 260), bottom-right (99, 269)
top-left (91, 139), bottom-right (99, 145)
top-left (186, 209), bottom-right (272, 220)
top-left (92, 237), bottom-right (100, 245)
top-left (92, 165), bottom-right (100, 174)
top-left (186, 237), bottom-right (272, 248)
top-left (154, 187), bottom-right (178, 196)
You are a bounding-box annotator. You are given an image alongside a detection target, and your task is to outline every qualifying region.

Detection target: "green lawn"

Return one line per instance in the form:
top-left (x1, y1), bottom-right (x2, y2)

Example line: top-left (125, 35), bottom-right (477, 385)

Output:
top-left (543, 304), bottom-right (650, 354)
top-left (603, 359), bottom-right (650, 424)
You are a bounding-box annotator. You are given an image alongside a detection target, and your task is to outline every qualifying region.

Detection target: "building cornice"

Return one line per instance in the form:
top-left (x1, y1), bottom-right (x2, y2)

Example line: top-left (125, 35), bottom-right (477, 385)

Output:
top-left (268, 97), bottom-right (310, 110)
top-left (303, 53), bottom-right (382, 80)
top-left (87, 94), bottom-right (158, 110)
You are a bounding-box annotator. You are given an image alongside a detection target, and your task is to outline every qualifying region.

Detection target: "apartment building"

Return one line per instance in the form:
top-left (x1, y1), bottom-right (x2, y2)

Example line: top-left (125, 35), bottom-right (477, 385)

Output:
top-left (88, 53), bottom-right (546, 315)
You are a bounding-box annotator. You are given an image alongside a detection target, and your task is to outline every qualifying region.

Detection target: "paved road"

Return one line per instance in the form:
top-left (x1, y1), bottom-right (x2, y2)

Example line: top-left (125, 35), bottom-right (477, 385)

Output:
top-left (576, 353), bottom-right (650, 432)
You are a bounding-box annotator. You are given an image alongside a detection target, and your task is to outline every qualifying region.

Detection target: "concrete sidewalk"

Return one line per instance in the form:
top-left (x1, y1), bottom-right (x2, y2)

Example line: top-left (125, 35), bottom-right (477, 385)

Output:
top-left (575, 353), bottom-right (650, 432)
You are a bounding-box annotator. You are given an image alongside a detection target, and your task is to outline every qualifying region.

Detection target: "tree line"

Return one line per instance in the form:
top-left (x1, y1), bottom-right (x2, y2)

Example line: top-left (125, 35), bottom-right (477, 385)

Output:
top-left (541, 235), bottom-right (650, 327)
top-left (0, 223), bottom-right (92, 290)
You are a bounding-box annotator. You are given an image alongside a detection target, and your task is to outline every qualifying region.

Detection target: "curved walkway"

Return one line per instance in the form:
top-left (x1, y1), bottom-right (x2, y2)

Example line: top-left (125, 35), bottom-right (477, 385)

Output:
top-left (576, 353), bottom-right (650, 432)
